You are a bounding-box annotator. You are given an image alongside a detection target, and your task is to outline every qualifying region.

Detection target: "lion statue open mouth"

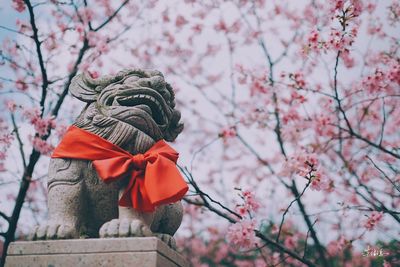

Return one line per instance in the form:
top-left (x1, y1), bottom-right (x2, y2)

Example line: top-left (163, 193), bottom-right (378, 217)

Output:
top-left (72, 69), bottom-right (183, 152)
top-left (31, 69), bottom-right (185, 248)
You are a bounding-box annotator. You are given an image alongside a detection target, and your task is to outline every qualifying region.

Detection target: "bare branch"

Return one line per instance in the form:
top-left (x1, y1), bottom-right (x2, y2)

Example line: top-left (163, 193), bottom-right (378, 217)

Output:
top-left (379, 98), bottom-right (386, 146)
top-left (10, 113), bottom-right (27, 170)
top-left (0, 25), bottom-right (31, 38)
top-left (190, 137), bottom-right (220, 172)
top-left (303, 219), bottom-right (317, 258)
top-left (93, 0), bottom-right (130, 32)
top-left (336, 125), bottom-right (400, 159)
top-left (255, 231), bottom-right (317, 267)
top-left (236, 133), bottom-right (277, 176)
top-left (24, 0), bottom-right (49, 115)
top-left (276, 179), bottom-right (311, 242)
top-left (51, 39), bottom-right (89, 118)
top-left (180, 166), bottom-right (242, 220)
top-left (290, 181), bottom-right (329, 266)
top-left (366, 155), bottom-right (400, 193)
top-left (336, 151), bottom-right (400, 223)
top-left (0, 211), bottom-right (10, 223)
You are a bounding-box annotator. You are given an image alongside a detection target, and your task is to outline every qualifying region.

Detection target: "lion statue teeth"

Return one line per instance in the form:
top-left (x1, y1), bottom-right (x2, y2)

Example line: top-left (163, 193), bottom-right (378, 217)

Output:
top-left (30, 69), bottom-right (185, 248)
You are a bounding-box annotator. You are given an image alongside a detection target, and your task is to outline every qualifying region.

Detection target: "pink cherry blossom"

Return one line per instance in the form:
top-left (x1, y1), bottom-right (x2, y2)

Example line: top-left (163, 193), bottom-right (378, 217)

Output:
top-left (327, 235), bottom-right (349, 255)
top-left (5, 100), bottom-right (17, 112)
top-left (23, 108), bottom-right (56, 137)
top-left (219, 126), bottom-right (237, 144)
top-left (340, 49), bottom-right (355, 68)
top-left (388, 1), bottom-right (400, 25)
top-left (15, 79), bottom-right (28, 91)
top-left (284, 235), bottom-right (298, 250)
top-left (12, 0), bottom-right (25, 13)
top-left (227, 219), bottom-right (257, 249)
top-left (242, 190), bottom-right (261, 213)
top-left (31, 137), bottom-right (54, 155)
top-left (310, 170), bottom-right (333, 192)
top-left (175, 15), bottom-right (188, 28)
top-left (364, 211), bottom-right (383, 231)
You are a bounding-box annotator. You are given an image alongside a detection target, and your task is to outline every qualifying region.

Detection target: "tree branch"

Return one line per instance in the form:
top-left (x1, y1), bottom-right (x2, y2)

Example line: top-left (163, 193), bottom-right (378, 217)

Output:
top-left (180, 166), bottom-right (242, 220)
top-left (10, 113), bottom-right (27, 170)
top-left (51, 38), bottom-right (89, 118)
top-left (236, 133), bottom-right (276, 175)
top-left (181, 166), bottom-right (317, 267)
top-left (0, 211), bottom-right (10, 223)
top-left (276, 179), bottom-right (311, 242)
top-left (93, 0), bottom-right (130, 32)
top-left (291, 181), bottom-right (329, 267)
top-left (255, 230), bottom-right (317, 267)
top-left (24, 0), bottom-right (49, 115)
top-left (0, 25), bottom-right (31, 38)
top-left (336, 125), bottom-right (400, 159)
top-left (366, 155), bottom-right (400, 193)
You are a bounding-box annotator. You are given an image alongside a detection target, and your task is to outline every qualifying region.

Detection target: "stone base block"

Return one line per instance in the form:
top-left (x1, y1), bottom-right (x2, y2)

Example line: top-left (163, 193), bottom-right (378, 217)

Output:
top-left (5, 237), bottom-right (188, 267)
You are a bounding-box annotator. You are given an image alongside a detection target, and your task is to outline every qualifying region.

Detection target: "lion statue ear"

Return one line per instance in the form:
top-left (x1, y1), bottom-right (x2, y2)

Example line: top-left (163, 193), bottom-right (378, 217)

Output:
top-left (69, 73), bottom-right (101, 102)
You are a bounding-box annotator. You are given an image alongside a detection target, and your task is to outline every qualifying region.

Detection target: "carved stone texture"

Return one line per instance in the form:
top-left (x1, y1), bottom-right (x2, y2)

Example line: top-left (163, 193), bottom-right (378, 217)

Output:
top-left (6, 237), bottom-right (189, 267)
top-left (30, 69), bottom-right (184, 248)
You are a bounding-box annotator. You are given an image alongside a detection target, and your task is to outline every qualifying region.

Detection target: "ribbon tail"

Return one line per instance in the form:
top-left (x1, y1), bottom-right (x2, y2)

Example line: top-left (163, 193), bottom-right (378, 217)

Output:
top-left (118, 171), bottom-right (155, 212)
top-left (145, 155), bottom-right (188, 207)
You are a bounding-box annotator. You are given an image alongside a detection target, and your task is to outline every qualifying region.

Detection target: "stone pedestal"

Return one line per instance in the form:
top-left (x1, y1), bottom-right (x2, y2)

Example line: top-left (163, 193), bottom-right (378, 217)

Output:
top-left (5, 237), bottom-right (189, 267)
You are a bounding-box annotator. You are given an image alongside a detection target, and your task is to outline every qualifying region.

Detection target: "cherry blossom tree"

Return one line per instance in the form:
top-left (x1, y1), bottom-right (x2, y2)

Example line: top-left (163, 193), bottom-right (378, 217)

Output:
top-left (1, 0), bottom-right (399, 266)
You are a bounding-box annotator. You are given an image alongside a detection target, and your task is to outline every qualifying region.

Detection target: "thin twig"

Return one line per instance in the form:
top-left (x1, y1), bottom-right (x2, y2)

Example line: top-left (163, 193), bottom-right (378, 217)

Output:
top-left (0, 211), bottom-right (10, 223)
top-left (10, 113), bottom-right (27, 170)
top-left (93, 0), bottom-right (130, 31)
top-left (366, 155), bottom-right (400, 193)
top-left (180, 166), bottom-right (242, 219)
top-left (379, 98), bottom-right (386, 146)
top-left (24, 0), bottom-right (49, 115)
top-left (236, 133), bottom-right (276, 175)
top-left (335, 125), bottom-right (400, 159)
top-left (190, 137), bottom-right (220, 172)
top-left (0, 25), bottom-right (32, 38)
top-left (303, 219), bottom-right (318, 258)
top-left (290, 181), bottom-right (329, 266)
top-left (276, 179), bottom-right (311, 242)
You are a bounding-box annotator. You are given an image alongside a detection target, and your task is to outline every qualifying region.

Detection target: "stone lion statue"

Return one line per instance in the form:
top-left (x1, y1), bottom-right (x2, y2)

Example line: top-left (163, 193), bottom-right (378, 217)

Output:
top-left (31, 69), bottom-right (184, 247)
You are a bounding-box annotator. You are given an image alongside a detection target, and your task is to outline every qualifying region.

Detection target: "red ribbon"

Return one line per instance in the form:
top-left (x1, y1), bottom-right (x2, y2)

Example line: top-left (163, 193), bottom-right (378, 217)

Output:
top-left (52, 126), bottom-right (188, 212)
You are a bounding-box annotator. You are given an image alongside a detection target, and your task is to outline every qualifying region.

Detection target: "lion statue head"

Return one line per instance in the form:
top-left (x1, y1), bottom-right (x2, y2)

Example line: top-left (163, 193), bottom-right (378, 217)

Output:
top-left (70, 69), bottom-right (184, 153)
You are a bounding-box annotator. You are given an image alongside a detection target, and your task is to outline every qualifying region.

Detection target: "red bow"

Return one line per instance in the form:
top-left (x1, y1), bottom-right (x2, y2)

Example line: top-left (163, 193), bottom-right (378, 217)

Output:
top-left (52, 126), bottom-right (188, 212)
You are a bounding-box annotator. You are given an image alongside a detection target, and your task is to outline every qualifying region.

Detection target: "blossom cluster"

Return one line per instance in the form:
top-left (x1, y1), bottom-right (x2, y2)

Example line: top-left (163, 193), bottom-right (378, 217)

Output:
top-left (30, 136), bottom-right (54, 155)
top-left (236, 189), bottom-right (260, 216)
top-left (226, 189), bottom-right (261, 250)
top-left (12, 0), bottom-right (25, 13)
top-left (226, 219), bottom-right (257, 250)
top-left (281, 151), bottom-right (318, 178)
top-left (327, 235), bottom-right (349, 256)
top-left (362, 60), bottom-right (400, 95)
top-left (363, 211), bottom-right (384, 231)
top-left (23, 108), bottom-right (56, 137)
top-left (281, 150), bottom-right (334, 192)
